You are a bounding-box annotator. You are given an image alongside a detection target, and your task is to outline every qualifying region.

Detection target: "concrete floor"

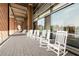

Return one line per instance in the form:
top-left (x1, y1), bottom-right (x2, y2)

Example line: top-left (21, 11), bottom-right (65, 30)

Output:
top-left (0, 33), bottom-right (75, 56)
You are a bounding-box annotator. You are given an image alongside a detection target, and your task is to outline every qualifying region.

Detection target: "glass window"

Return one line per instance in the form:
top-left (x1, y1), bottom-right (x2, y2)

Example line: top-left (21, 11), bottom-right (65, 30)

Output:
top-left (51, 4), bottom-right (79, 33)
top-left (37, 18), bottom-right (45, 30)
top-left (51, 4), bottom-right (79, 49)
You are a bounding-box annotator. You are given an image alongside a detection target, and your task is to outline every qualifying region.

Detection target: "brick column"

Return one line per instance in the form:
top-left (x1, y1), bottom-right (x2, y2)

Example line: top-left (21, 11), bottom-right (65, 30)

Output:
top-left (27, 4), bottom-right (33, 30)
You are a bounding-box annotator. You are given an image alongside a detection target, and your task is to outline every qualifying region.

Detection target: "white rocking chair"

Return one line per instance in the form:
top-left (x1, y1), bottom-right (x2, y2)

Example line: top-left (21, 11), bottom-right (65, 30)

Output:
top-left (40, 30), bottom-right (50, 48)
top-left (26, 30), bottom-right (33, 37)
top-left (32, 30), bottom-right (37, 39)
top-left (22, 29), bottom-right (26, 34)
top-left (35, 30), bottom-right (40, 40)
top-left (26, 30), bottom-right (30, 37)
top-left (29, 30), bottom-right (33, 38)
top-left (47, 31), bottom-right (68, 56)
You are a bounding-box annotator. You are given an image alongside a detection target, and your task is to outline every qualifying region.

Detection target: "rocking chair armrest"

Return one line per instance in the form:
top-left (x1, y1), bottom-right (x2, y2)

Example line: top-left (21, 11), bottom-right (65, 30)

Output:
top-left (57, 43), bottom-right (61, 50)
top-left (39, 37), bottom-right (45, 41)
top-left (47, 38), bottom-right (53, 42)
top-left (56, 41), bottom-right (61, 46)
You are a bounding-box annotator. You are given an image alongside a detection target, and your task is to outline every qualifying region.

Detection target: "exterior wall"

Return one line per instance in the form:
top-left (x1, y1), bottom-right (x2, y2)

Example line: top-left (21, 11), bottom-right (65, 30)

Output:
top-left (0, 4), bottom-right (8, 44)
top-left (9, 18), bottom-right (17, 35)
top-left (45, 15), bottom-right (51, 30)
top-left (33, 21), bottom-right (38, 30)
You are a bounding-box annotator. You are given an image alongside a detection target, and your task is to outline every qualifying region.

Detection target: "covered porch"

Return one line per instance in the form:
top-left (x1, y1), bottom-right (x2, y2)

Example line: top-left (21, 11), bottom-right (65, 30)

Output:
top-left (0, 32), bottom-right (75, 56)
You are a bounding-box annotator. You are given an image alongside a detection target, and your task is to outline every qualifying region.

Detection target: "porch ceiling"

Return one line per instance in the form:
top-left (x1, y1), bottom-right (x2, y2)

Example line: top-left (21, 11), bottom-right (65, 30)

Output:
top-left (9, 3), bottom-right (46, 21)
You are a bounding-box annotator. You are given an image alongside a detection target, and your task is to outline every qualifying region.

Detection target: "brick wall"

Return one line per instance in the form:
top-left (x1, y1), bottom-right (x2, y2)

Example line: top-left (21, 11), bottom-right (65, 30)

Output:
top-left (0, 4), bottom-right (8, 43)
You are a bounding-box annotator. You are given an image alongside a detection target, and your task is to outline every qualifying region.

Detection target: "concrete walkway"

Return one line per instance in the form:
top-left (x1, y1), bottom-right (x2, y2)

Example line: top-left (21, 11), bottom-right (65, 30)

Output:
top-left (0, 33), bottom-right (75, 56)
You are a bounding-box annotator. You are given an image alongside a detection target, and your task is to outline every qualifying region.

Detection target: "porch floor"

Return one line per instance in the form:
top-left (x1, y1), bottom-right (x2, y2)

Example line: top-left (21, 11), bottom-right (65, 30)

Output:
top-left (0, 32), bottom-right (75, 56)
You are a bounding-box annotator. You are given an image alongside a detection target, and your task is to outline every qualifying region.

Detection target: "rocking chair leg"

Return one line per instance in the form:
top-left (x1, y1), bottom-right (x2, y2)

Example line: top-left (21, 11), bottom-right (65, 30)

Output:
top-left (40, 42), bottom-right (42, 47)
top-left (47, 45), bottom-right (50, 51)
top-left (62, 51), bottom-right (68, 56)
top-left (57, 50), bottom-right (60, 56)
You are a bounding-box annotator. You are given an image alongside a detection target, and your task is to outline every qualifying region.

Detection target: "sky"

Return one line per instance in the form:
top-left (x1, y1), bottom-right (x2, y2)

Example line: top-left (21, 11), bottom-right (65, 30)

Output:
top-left (51, 4), bottom-right (79, 27)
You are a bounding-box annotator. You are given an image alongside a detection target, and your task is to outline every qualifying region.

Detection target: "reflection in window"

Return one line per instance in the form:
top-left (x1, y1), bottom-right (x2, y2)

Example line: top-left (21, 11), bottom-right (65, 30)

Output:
top-left (37, 18), bottom-right (45, 30)
top-left (51, 4), bottom-right (79, 49)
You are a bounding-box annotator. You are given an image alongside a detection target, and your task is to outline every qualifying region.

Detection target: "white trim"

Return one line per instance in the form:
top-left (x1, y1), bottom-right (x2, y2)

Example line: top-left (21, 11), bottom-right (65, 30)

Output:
top-left (33, 3), bottom-right (55, 20)
top-left (67, 45), bottom-right (79, 55)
